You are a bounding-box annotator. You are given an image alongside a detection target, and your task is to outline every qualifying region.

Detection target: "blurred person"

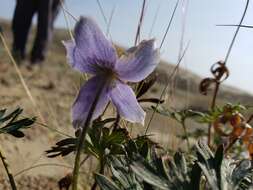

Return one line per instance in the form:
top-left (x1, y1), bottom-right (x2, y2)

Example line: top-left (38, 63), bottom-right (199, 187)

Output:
top-left (12, 0), bottom-right (61, 65)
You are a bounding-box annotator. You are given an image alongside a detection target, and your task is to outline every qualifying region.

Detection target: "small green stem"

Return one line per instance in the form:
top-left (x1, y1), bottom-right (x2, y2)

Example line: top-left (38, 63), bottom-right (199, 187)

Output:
top-left (91, 157), bottom-right (105, 190)
top-left (182, 121), bottom-right (190, 151)
top-left (0, 147), bottom-right (17, 190)
top-left (72, 84), bottom-right (104, 190)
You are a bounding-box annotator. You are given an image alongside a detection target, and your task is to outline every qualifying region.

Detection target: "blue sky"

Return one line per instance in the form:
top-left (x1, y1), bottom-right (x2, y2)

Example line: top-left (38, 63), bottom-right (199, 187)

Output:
top-left (1, 0), bottom-right (253, 93)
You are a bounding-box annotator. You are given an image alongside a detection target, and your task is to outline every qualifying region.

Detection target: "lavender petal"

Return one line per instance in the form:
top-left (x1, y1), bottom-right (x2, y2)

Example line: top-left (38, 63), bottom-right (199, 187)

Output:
top-left (109, 81), bottom-right (145, 125)
top-left (115, 39), bottom-right (159, 82)
top-left (72, 75), bottom-right (110, 128)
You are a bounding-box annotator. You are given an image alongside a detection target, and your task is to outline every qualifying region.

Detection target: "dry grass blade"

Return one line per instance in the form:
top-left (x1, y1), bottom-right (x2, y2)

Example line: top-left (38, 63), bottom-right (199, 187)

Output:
top-left (217, 24), bottom-right (253, 28)
top-left (60, 0), bottom-right (75, 41)
top-left (148, 4), bottom-right (161, 38)
top-left (0, 32), bottom-right (45, 123)
top-left (134, 0), bottom-right (147, 45)
top-left (96, 0), bottom-right (108, 26)
top-left (224, 0), bottom-right (249, 64)
top-left (107, 5), bottom-right (116, 37)
top-left (159, 0), bottom-right (179, 49)
top-left (13, 163), bottom-right (74, 177)
top-left (144, 41), bottom-right (190, 134)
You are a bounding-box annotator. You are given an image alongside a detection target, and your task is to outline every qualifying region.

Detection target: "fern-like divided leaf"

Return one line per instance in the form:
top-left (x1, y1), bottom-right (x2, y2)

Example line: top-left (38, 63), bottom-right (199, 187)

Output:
top-left (195, 140), bottom-right (253, 190)
top-left (0, 108), bottom-right (35, 138)
top-left (97, 141), bottom-right (253, 190)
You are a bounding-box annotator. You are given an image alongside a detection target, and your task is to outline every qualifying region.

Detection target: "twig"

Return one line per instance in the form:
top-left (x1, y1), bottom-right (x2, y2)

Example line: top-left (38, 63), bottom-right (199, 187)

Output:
top-left (217, 24), bottom-right (253, 29)
top-left (14, 163), bottom-right (74, 177)
top-left (224, 0), bottom-right (249, 64)
top-left (0, 147), bottom-right (17, 190)
top-left (134, 0), bottom-right (147, 45)
top-left (148, 4), bottom-right (160, 38)
top-left (145, 41), bottom-right (190, 134)
top-left (160, 0), bottom-right (179, 49)
top-left (0, 32), bottom-right (45, 123)
top-left (106, 5), bottom-right (116, 37)
top-left (207, 0), bottom-right (250, 146)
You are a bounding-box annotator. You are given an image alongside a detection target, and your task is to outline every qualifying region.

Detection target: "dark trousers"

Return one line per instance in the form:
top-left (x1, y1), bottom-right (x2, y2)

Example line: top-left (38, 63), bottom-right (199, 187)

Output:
top-left (12, 0), bottom-right (61, 63)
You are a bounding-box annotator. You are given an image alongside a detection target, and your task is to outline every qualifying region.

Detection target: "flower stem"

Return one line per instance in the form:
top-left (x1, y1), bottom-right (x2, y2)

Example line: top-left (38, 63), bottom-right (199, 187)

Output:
top-left (182, 121), bottom-right (190, 151)
top-left (0, 147), bottom-right (17, 190)
top-left (91, 157), bottom-right (105, 190)
top-left (72, 84), bottom-right (104, 190)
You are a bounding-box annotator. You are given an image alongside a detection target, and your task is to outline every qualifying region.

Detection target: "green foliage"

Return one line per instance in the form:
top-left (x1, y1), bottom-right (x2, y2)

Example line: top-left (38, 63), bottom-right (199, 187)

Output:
top-left (46, 118), bottom-right (129, 160)
top-left (0, 108), bottom-right (36, 138)
top-left (96, 141), bottom-right (253, 190)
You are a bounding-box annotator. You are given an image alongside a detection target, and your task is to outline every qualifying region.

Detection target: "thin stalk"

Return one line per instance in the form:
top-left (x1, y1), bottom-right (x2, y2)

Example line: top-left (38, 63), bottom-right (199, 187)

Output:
top-left (0, 148), bottom-right (17, 190)
top-left (148, 4), bottom-right (160, 38)
top-left (224, 0), bottom-right (249, 64)
top-left (182, 121), bottom-right (190, 151)
top-left (134, 0), bottom-right (147, 45)
top-left (208, 82), bottom-right (220, 146)
top-left (79, 155), bottom-right (90, 168)
top-left (207, 0), bottom-right (249, 146)
top-left (91, 158), bottom-right (105, 190)
top-left (14, 163), bottom-right (75, 177)
top-left (106, 5), bottom-right (116, 37)
top-left (145, 42), bottom-right (190, 134)
top-left (159, 0), bottom-right (179, 49)
top-left (0, 31), bottom-right (45, 123)
top-left (72, 84), bottom-right (105, 190)
top-left (113, 113), bottom-right (121, 131)
top-left (217, 24), bottom-right (253, 29)
top-left (60, 0), bottom-right (75, 41)
top-left (95, 0), bottom-right (114, 42)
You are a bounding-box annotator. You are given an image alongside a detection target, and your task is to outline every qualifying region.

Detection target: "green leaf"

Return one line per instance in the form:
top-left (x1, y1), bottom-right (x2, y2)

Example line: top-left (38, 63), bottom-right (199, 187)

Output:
top-left (95, 173), bottom-right (120, 190)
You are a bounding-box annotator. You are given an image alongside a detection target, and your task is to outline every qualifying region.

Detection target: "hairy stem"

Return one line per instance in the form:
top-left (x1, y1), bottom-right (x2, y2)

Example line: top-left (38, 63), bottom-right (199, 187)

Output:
top-left (182, 121), bottom-right (190, 151)
top-left (72, 85), bottom-right (104, 190)
top-left (0, 147), bottom-right (17, 190)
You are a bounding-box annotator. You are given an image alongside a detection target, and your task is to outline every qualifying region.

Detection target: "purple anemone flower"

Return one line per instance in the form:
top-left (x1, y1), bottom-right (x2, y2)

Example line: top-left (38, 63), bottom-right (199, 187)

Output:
top-left (64, 17), bottom-right (159, 128)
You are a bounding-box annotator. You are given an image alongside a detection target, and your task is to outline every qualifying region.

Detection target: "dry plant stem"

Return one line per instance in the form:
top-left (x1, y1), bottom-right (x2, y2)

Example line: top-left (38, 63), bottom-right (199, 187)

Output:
top-left (144, 42), bottom-right (190, 135)
top-left (60, 0), bottom-right (75, 41)
top-left (0, 148), bottom-right (17, 190)
top-left (0, 32), bottom-right (45, 123)
top-left (247, 115), bottom-right (253, 123)
top-left (159, 0), bottom-right (179, 49)
top-left (72, 84), bottom-right (105, 190)
top-left (14, 163), bottom-right (75, 177)
top-left (224, 138), bottom-right (238, 154)
top-left (223, 0), bottom-right (249, 64)
top-left (207, 0), bottom-right (249, 146)
top-left (217, 24), bottom-right (253, 29)
top-left (113, 113), bottom-right (121, 131)
top-left (208, 82), bottom-right (220, 146)
top-left (134, 0), bottom-right (146, 45)
top-left (79, 155), bottom-right (90, 168)
top-left (148, 4), bottom-right (160, 38)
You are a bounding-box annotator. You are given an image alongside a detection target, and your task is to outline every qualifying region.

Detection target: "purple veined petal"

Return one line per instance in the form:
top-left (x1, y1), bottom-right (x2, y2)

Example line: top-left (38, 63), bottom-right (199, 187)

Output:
top-left (63, 40), bottom-right (98, 74)
top-left (115, 39), bottom-right (160, 82)
top-left (64, 17), bottom-right (117, 74)
top-left (72, 75), bottom-right (110, 128)
top-left (109, 81), bottom-right (146, 125)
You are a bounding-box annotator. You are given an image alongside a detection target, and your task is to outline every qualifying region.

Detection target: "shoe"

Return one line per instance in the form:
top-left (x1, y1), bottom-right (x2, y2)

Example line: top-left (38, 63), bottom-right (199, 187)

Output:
top-left (30, 53), bottom-right (45, 65)
top-left (12, 49), bottom-right (25, 65)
